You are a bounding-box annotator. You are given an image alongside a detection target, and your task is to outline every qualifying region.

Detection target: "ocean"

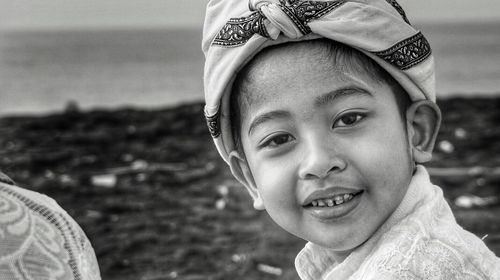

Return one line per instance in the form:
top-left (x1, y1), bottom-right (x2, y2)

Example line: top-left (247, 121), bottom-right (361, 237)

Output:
top-left (1, 22), bottom-right (499, 116)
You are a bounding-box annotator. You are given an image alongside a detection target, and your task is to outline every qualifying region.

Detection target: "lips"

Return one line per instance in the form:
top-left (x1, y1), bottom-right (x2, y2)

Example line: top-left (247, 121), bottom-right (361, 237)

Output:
top-left (302, 187), bottom-right (364, 207)
top-left (303, 187), bottom-right (364, 220)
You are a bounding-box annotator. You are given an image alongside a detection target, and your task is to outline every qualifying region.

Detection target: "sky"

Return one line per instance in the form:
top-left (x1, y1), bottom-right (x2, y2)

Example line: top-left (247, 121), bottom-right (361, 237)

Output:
top-left (0, 0), bottom-right (500, 30)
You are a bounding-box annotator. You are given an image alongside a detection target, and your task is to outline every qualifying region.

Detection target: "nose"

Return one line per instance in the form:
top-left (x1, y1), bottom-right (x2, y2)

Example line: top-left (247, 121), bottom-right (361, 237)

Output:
top-left (298, 136), bottom-right (347, 180)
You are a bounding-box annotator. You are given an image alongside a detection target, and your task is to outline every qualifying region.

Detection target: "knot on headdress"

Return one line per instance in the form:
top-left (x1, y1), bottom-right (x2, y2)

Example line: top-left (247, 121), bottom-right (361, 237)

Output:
top-left (213, 0), bottom-right (345, 47)
top-left (249, 0), bottom-right (302, 39)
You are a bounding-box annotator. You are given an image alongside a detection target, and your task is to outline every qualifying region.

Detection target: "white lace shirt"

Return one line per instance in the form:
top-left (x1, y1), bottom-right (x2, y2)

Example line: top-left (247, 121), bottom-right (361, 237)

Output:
top-left (295, 165), bottom-right (500, 280)
top-left (0, 172), bottom-right (101, 280)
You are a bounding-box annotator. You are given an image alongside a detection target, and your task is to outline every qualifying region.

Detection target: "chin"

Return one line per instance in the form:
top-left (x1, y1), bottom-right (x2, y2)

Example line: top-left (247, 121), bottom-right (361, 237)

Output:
top-left (328, 240), bottom-right (365, 252)
top-left (310, 230), bottom-right (370, 252)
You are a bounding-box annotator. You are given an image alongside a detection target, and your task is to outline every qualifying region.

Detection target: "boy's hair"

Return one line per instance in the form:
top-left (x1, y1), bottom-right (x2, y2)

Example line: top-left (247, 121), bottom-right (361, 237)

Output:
top-left (230, 39), bottom-right (411, 154)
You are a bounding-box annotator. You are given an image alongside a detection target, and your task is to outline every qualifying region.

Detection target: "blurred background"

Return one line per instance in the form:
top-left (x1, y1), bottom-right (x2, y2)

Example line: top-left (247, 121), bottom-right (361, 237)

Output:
top-left (0, 0), bottom-right (499, 279)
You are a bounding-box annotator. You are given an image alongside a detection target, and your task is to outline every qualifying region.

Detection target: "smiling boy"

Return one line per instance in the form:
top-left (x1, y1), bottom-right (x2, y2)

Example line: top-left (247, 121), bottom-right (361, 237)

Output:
top-left (202, 0), bottom-right (500, 278)
top-left (230, 39), bottom-right (421, 256)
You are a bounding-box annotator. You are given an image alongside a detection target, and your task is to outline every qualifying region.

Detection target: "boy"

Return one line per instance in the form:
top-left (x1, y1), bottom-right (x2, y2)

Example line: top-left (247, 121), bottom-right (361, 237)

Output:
top-left (0, 171), bottom-right (101, 279)
top-left (203, 0), bottom-right (500, 278)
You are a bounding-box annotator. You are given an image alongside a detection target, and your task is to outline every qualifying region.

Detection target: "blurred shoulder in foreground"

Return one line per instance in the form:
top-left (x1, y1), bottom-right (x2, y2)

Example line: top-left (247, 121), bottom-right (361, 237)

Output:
top-left (0, 171), bottom-right (101, 280)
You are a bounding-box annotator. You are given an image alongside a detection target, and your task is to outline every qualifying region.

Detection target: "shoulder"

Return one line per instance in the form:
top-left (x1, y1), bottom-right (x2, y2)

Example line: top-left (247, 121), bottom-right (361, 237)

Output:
top-left (0, 179), bottom-right (101, 280)
top-left (356, 203), bottom-right (500, 280)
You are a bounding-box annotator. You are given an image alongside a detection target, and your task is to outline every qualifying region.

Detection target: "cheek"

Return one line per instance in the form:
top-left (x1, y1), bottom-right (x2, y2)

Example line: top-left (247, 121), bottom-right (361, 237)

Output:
top-left (251, 157), bottom-right (297, 206)
top-left (349, 121), bottom-right (412, 210)
top-left (359, 133), bottom-right (408, 168)
top-left (346, 119), bottom-right (411, 188)
top-left (358, 117), bottom-right (409, 164)
top-left (250, 159), bottom-right (305, 234)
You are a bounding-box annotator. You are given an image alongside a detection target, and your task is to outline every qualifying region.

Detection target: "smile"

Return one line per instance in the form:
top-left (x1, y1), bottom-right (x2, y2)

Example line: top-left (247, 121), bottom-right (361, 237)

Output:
top-left (304, 190), bottom-right (364, 220)
top-left (304, 190), bottom-right (364, 208)
top-left (310, 192), bottom-right (357, 207)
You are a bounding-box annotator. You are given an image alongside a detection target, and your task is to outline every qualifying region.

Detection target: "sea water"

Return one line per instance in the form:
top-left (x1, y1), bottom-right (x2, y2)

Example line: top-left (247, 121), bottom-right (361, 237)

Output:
top-left (0, 22), bottom-right (499, 116)
top-left (0, 28), bottom-right (204, 116)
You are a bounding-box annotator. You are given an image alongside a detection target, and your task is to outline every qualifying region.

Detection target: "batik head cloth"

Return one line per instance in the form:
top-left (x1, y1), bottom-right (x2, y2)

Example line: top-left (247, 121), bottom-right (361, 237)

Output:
top-left (203, 0), bottom-right (435, 163)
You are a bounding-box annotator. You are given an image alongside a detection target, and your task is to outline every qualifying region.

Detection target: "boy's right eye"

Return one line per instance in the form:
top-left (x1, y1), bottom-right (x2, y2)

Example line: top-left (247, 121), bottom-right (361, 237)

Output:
top-left (259, 133), bottom-right (294, 148)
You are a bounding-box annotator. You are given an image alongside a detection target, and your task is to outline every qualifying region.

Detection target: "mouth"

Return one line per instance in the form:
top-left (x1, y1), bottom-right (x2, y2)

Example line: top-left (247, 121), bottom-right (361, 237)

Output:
top-left (303, 190), bottom-right (364, 208)
top-left (304, 190), bottom-right (363, 207)
top-left (303, 189), bottom-right (364, 220)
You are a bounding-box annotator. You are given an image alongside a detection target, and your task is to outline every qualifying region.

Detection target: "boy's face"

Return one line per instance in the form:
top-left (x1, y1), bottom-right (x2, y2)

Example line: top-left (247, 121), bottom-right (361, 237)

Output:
top-left (233, 45), bottom-right (415, 254)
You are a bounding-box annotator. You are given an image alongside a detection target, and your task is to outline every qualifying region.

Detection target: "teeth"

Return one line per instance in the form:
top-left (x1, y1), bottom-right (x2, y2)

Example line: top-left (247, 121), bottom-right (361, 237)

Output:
top-left (310, 193), bottom-right (357, 207)
top-left (334, 196), bottom-right (343, 204)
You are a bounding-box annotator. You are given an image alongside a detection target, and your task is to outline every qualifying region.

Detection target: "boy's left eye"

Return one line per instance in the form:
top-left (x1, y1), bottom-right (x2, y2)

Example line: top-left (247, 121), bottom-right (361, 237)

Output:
top-left (334, 112), bottom-right (365, 128)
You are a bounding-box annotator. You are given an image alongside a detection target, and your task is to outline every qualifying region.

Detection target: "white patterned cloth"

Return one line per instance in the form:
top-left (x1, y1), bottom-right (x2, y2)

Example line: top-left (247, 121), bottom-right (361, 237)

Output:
top-left (0, 172), bottom-right (101, 280)
top-left (295, 166), bottom-right (500, 280)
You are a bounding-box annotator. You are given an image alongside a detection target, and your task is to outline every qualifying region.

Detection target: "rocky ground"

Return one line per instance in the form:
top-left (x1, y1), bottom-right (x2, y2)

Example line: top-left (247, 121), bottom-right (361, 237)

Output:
top-left (0, 97), bottom-right (499, 280)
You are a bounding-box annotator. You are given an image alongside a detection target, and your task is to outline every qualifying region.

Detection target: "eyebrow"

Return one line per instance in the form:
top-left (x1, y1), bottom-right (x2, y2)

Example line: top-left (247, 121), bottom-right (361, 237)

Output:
top-left (248, 110), bottom-right (291, 136)
top-left (314, 86), bottom-right (372, 108)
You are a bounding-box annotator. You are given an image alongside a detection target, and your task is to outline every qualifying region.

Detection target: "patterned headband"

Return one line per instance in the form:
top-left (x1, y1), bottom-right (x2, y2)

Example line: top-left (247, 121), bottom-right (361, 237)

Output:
top-left (203, 0), bottom-right (435, 163)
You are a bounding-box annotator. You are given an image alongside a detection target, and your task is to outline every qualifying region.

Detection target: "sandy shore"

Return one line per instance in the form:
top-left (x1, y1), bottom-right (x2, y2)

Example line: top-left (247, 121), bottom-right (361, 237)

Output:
top-left (0, 98), bottom-right (499, 279)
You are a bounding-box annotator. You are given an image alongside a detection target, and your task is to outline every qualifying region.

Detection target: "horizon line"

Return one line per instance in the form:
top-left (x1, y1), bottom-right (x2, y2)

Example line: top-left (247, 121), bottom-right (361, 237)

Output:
top-left (1, 18), bottom-right (500, 33)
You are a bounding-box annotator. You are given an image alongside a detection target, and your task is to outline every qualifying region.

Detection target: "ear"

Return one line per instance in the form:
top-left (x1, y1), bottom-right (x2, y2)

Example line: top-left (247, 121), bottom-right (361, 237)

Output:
top-left (406, 100), bottom-right (442, 163)
top-left (228, 151), bottom-right (265, 210)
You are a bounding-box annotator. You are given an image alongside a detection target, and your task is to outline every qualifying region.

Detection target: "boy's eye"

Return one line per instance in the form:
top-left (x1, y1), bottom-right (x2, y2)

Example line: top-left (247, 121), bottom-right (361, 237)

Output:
top-left (260, 134), bottom-right (294, 148)
top-left (334, 112), bottom-right (365, 128)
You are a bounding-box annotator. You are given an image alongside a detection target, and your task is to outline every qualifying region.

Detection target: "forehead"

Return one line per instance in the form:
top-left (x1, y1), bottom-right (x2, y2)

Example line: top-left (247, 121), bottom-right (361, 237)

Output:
top-left (236, 40), bottom-right (383, 111)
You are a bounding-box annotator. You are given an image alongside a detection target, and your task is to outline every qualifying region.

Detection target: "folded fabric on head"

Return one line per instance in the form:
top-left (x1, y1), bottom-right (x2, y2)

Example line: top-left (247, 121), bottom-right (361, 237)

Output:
top-left (202, 0), bottom-right (435, 162)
